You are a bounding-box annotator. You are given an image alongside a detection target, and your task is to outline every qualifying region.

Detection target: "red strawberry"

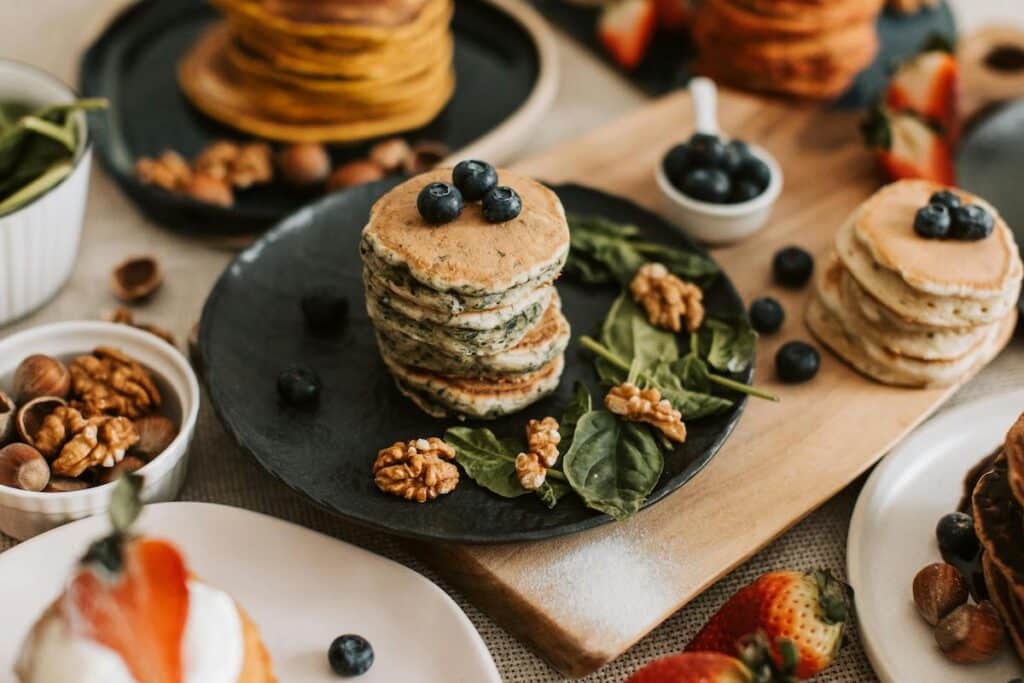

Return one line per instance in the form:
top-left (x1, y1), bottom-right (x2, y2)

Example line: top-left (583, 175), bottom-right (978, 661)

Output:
top-left (861, 107), bottom-right (956, 185)
top-left (885, 49), bottom-right (960, 145)
top-left (653, 0), bottom-right (692, 30)
top-left (598, 0), bottom-right (656, 70)
top-left (686, 570), bottom-right (851, 679)
top-left (629, 634), bottom-right (797, 682)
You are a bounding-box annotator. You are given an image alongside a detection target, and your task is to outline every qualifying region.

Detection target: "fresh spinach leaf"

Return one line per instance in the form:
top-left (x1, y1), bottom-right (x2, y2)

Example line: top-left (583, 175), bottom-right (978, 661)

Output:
top-left (701, 317), bottom-right (757, 374)
top-left (569, 214), bottom-right (641, 240)
top-left (560, 382), bottom-right (592, 451)
top-left (601, 294), bottom-right (678, 369)
top-left (647, 361), bottom-right (734, 420)
top-left (562, 410), bottom-right (664, 520)
top-left (537, 479), bottom-right (570, 509)
top-left (445, 427), bottom-right (526, 499)
top-left (632, 242), bottom-right (720, 285)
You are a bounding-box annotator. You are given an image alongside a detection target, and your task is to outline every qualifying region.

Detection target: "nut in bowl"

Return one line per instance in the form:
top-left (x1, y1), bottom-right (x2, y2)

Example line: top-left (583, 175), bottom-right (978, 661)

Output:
top-left (0, 321), bottom-right (199, 540)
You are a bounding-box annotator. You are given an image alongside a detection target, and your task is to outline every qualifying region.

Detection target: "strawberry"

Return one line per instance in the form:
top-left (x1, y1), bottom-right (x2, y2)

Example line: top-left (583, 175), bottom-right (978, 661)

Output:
top-left (653, 0), bottom-right (692, 30)
top-left (861, 106), bottom-right (956, 185)
top-left (62, 476), bottom-right (190, 683)
top-left (629, 634), bottom-right (798, 682)
top-left (885, 47), bottom-right (959, 145)
top-left (686, 570), bottom-right (852, 679)
top-left (598, 0), bottom-right (657, 70)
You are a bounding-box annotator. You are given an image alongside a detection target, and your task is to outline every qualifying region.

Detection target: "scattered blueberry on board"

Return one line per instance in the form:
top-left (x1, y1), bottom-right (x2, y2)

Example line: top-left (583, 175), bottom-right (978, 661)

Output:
top-left (328, 634), bottom-right (374, 677)
top-left (772, 246), bottom-right (814, 289)
top-left (417, 182), bottom-right (463, 224)
top-left (776, 341), bottom-right (820, 383)
top-left (277, 366), bottom-right (321, 405)
top-left (301, 287), bottom-right (348, 332)
top-left (749, 297), bottom-right (784, 334)
top-left (663, 132), bottom-right (771, 205)
top-left (452, 159), bottom-right (497, 201)
top-left (936, 511), bottom-right (980, 563)
top-left (915, 191), bottom-right (994, 241)
top-left (482, 186), bottom-right (522, 223)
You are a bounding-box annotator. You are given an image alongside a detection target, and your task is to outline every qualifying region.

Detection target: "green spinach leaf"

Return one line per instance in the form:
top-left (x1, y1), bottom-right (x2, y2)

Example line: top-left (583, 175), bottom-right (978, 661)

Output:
top-left (560, 382), bottom-right (592, 451)
top-left (701, 317), bottom-right (757, 374)
top-left (445, 427), bottom-right (527, 499)
top-left (647, 360), bottom-right (734, 420)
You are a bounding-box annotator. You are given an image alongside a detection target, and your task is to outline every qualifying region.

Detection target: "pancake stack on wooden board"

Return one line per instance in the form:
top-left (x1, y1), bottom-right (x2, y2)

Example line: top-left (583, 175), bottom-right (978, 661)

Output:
top-left (692, 0), bottom-right (884, 99)
top-left (808, 180), bottom-right (1022, 387)
top-left (360, 169), bottom-right (571, 419)
top-left (178, 0), bottom-right (455, 143)
top-left (973, 413), bottom-right (1024, 662)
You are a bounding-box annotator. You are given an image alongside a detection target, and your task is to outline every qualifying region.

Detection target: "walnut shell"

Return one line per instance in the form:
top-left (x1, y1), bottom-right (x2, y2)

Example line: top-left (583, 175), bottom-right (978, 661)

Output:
top-left (0, 391), bottom-right (14, 446)
top-left (131, 416), bottom-right (177, 460)
top-left (15, 395), bottom-right (68, 447)
top-left (13, 355), bottom-right (70, 402)
top-left (111, 256), bottom-right (163, 303)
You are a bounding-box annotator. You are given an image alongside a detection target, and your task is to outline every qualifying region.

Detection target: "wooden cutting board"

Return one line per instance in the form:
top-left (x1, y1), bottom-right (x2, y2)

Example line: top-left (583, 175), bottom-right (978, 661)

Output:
top-left (411, 89), bottom-right (996, 678)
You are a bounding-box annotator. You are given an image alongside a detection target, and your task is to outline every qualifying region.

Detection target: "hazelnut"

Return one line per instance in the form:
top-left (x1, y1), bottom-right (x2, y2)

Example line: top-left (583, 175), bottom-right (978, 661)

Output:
top-left (184, 173), bottom-right (233, 207)
top-left (0, 391), bottom-right (14, 445)
top-left (278, 143), bottom-right (331, 187)
top-left (45, 476), bottom-right (91, 493)
top-left (402, 140), bottom-right (449, 175)
top-left (326, 160), bottom-right (385, 192)
top-left (131, 416), bottom-right (177, 460)
top-left (97, 455), bottom-right (146, 485)
top-left (15, 395), bottom-right (68, 446)
top-left (0, 443), bottom-right (50, 492)
top-left (913, 563), bottom-right (969, 625)
top-left (111, 255), bottom-right (163, 302)
top-left (368, 138), bottom-right (412, 173)
top-left (13, 355), bottom-right (70, 402)
top-left (935, 602), bottom-right (1004, 664)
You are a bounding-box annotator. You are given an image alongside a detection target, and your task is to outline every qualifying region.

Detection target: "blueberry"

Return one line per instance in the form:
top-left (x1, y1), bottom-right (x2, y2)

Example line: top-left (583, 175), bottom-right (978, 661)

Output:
top-left (663, 144), bottom-right (691, 183)
top-left (722, 140), bottom-right (751, 175)
top-left (328, 634), bottom-right (374, 677)
top-left (729, 179), bottom-right (762, 204)
top-left (749, 297), bottom-right (785, 334)
top-left (775, 341), bottom-right (820, 383)
top-left (687, 132), bottom-right (727, 168)
top-left (951, 204), bottom-right (995, 241)
top-left (680, 167), bottom-right (731, 204)
top-left (772, 246), bottom-right (814, 289)
top-left (417, 182), bottom-right (463, 224)
top-left (277, 366), bottom-right (321, 405)
top-left (481, 186), bottom-right (523, 223)
top-left (914, 203), bottom-right (952, 239)
top-left (936, 512), bottom-right (979, 563)
top-left (736, 156), bottom-right (772, 191)
top-left (301, 287), bottom-right (348, 332)
top-left (452, 160), bottom-right (498, 201)
top-left (930, 190), bottom-right (961, 211)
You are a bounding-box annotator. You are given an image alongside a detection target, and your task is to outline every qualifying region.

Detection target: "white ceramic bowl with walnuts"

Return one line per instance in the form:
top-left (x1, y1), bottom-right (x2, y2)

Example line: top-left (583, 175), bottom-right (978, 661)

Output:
top-left (0, 321), bottom-right (199, 540)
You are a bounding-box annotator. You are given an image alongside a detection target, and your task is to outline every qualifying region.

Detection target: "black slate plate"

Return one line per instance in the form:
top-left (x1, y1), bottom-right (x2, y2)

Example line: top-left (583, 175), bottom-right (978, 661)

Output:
top-left (529, 0), bottom-right (955, 108)
top-left (79, 0), bottom-right (542, 235)
top-left (200, 182), bottom-right (751, 544)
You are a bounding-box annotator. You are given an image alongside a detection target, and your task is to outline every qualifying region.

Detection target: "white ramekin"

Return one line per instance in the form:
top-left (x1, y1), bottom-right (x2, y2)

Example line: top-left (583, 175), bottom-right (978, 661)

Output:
top-left (0, 60), bottom-right (92, 327)
top-left (0, 322), bottom-right (200, 540)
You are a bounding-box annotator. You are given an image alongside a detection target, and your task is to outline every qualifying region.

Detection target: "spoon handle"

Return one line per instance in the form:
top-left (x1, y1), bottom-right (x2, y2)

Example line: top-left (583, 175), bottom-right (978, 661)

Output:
top-left (689, 77), bottom-right (719, 136)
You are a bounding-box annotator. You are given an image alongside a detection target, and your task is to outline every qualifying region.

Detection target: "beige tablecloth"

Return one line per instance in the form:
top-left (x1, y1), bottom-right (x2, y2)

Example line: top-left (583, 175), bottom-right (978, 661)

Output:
top-left (3, 1), bottom-right (1024, 680)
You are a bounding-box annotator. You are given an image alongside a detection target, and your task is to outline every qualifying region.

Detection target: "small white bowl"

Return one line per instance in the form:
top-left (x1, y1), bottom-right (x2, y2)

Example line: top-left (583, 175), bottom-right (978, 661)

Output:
top-left (655, 144), bottom-right (783, 246)
top-left (0, 322), bottom-right (200, 540)
top-left (0, 60), bottom-right (92, 326)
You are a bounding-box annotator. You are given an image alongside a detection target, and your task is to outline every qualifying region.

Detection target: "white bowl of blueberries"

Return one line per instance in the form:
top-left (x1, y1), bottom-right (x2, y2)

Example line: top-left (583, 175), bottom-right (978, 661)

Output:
top-left (656, 78), bottom-right (783, 245)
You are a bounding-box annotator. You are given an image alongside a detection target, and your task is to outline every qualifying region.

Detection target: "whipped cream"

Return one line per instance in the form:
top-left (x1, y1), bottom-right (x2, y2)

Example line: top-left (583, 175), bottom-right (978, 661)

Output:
top-left (16, 580), bottom-right (245, 683)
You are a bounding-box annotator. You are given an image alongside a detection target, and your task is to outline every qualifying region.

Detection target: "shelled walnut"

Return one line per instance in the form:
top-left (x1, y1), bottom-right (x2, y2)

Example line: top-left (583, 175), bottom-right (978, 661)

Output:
top-left (135, 151), bottom-right (192, 192)
top-left (51, 416), bottom-right (139, 478)
top-left (31, 405), bottom-right (87, 458)
top-left (630, 262), bottom-right (704, 333)
top-left (105, 307), bottom-right (177, 348)
top-left (373, 437), bottom-right (459, 503)
top-left (605, 383), bottom-right (687, 443)
top-left (69, 347), bottom-right (162, 419)
top-left (515, 417), bottom-right (561, 491)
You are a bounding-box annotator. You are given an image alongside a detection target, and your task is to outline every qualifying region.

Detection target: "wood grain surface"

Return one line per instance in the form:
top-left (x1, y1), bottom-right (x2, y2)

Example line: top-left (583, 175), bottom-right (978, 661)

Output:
top-left (411, 89), bottom-right (995, 677)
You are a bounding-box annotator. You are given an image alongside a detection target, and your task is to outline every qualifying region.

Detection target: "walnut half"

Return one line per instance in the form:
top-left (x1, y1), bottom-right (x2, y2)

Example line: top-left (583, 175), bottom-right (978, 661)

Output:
top-left (605, 383), bottom-right (687, 443)
top-left (69, 347), bottom-right (162, 419)
top-left (515, 417), bottom-right (562, 491)
top-left (373, 437), bottom-right (459, 503)
top-left (630, 262), bottom-right (704, 333)
top-left (51, 416), bottom-right (139, 478)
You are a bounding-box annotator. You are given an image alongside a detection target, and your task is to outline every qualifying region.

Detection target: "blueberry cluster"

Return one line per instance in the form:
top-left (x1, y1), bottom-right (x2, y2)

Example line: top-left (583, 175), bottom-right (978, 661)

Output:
top-left (417, 160), bottom-right (522, 225)
top-left (914, 190), bottom-right (995, 241)
top-left (663, 133), bottom-right (772, 205)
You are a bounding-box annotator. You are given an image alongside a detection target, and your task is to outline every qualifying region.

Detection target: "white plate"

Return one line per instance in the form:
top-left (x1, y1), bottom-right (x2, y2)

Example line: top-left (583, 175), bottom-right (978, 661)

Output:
top-left (0, 503), bottom-right (500, 683)
top-left (848, 390), bottom-right (1024, 682)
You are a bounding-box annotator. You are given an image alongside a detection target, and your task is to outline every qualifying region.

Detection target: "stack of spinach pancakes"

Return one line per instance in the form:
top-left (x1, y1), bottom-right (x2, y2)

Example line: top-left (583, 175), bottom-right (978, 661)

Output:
top-left (360, 168), bottom-right (571, 419)
top-left (178, 0), bottom-right (455, 142)
top-left (808, 180), bottom-right (1022, 387)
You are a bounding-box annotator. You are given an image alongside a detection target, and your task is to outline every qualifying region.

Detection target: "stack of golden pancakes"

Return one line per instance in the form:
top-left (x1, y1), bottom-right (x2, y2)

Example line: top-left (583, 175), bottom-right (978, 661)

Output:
top-left (973, 413), bottom-right (1024, 662)
top-left (360, 169), bottom-right (572, 420)
top-left (808, 180), bottom-right (1022, 387)
top-left (178, 0), bottom-right (455, 143)
top-left (692, 0), bottom-right (884, 99)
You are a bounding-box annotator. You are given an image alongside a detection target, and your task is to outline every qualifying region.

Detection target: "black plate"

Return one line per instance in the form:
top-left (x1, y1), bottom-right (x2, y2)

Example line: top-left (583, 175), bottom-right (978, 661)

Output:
top-left (529, 0), bottom-right (955, 108)
top-left (200, 182), bottom-right (750, 544)
top-left (79, 0), bottom-right (541, 235)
